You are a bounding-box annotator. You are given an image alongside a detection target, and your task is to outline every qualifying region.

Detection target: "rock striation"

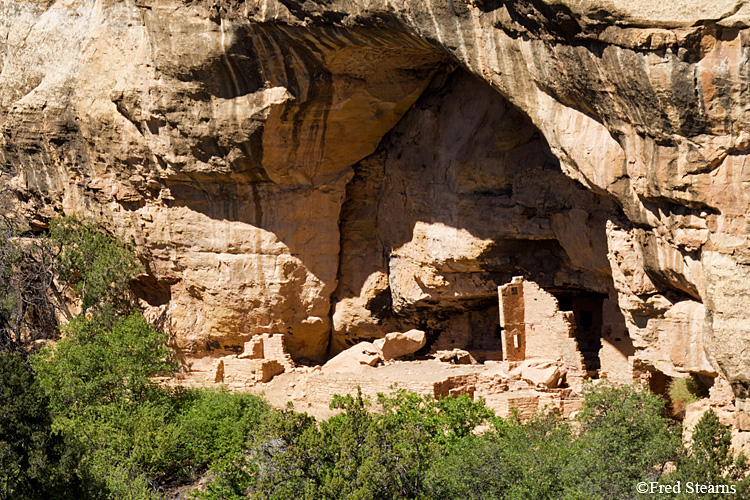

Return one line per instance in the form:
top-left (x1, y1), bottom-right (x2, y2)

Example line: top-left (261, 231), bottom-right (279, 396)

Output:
top-left (4, 0), bottom-right (750, 420)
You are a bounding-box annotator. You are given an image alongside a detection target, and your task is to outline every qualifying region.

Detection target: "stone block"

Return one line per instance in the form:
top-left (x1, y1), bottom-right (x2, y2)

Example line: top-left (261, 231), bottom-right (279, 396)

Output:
top-left (322, 342), bottom-right (383, 373)
top-left (512, 359), bottom-right (566, 388)
top-left (255, 359), bottom-right (285, 383)
top-left (378, 329), bottom-right (426, 359)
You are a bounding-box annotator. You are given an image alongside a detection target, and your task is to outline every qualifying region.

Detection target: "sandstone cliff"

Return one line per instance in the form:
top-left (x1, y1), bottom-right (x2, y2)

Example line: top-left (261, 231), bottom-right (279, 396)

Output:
top-left (3, 0), bottom-right (750, 418)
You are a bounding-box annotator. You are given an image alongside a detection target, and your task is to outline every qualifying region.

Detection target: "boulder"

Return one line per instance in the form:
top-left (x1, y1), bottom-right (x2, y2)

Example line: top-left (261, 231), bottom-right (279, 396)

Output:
top-left (322, 342), bottom-right (383, 374)
top-left (455, 350), bottom-right (474, 365)
top-left (512, 360), bottom-right (566, 388)
top-left (376, 329), bottom-right (426, 359)
top-left (432, 349), bottom-right (476, 365)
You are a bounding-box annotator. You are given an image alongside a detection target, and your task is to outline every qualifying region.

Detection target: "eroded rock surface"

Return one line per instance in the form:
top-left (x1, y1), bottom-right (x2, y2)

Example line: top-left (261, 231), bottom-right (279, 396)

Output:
top-left (4, 0), bottom-right (750, 415)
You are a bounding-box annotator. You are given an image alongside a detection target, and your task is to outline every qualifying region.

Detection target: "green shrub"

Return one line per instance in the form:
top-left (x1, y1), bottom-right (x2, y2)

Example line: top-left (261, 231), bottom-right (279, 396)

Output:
top-left (667, 409), bottom-right (750, 499)
top-left (426, 412), bottom-right (574, 500)
top-left (33, 311), bottom-right (176, 413)
top-left (49, 215), bottom-right (142, 313)
top-left (188, 452), bottom-right (258, 500)
top-left (177, 389), bottom-right (271, 470)
top-left (567, 382), bottom-right (680, 499)
top-left (667, 376), bottom-right (707, 417)
top-left (31, 385), bottom-right (271, 498)
top-left (31, 309), bottom-right (178, 498)
top-left (197, 388), bottom-right (496, 500)
top-left (7, 215), bottom-right (281, 497)
top-left (0, 350), bottom-right (83, 500)
top-left (35, 321), bottom-right (270, 491)
top-left (376, 388), bottom-right (494, 445)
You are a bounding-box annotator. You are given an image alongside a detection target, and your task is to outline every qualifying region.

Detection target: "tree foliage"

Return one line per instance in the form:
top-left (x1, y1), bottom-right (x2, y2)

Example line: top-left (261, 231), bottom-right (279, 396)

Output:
top-left (32, 311), bottom-right (177, 414)
top-left (568, 382), bottom-right (680, 499)
top-left (669, 409), bottom-right (750, 499)
top-left (4, 215), bottom-right (277, 498)
top-left (192, 388), bottom-right (496, 500)
top-left (49, 215), bottom-right (142, 313)
top-left (427, 412), bottom-right (575, 500)
top-left (195, 383), bottom-right (686, 500)
top-left (0, 350), bottom-right (83, 500)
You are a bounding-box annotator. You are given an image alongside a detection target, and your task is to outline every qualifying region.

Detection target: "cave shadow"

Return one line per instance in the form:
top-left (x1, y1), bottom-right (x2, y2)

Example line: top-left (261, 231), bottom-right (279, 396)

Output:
top-left (329, 68), bottom-right (638, 359)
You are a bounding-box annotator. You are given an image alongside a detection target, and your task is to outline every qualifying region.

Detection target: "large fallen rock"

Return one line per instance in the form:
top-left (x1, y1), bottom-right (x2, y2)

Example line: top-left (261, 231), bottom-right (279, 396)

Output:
top-left (432, 349), bottom-right (476, 365)
top-left (322, 342), bottom-right (383, 374)
top-left (511, 360), bottom-right (567, 389)
top-left (374, 329), bottom-right (426, 359)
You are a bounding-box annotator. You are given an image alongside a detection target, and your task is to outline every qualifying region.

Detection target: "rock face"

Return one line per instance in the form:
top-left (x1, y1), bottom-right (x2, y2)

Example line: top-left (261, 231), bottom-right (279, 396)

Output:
top-left (4, 0), bottom-right (750, 415)
top-left (0, 0), bottom-right (446, 361)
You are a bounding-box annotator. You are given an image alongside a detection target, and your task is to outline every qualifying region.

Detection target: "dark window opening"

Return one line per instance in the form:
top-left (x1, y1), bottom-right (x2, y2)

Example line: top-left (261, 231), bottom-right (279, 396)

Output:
top-left (557, 296), bottom-right (573, 311)
top-left (580, 310), bottom-right (594, 332)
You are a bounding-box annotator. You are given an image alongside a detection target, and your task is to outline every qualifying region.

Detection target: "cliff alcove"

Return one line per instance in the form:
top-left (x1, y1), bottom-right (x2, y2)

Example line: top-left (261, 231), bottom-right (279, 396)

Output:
top-left (4, 0), bottom-right (750, 432)
top-left (330, 67), bottom-right (631, 380)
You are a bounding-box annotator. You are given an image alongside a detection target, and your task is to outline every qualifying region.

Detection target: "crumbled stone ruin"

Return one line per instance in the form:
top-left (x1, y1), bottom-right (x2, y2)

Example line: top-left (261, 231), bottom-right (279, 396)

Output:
top-left (498, 276), bottom-right (635, 385)
top-left (500, 277), bottom-right (587, 378)
top-left (5, 0), bottom-right (750, 449)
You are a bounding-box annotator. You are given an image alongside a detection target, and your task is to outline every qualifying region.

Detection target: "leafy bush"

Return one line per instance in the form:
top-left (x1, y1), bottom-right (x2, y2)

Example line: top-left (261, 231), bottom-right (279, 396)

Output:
top-left (195, 383), bottom-right (681, 500)
top-left (33, 311), bottom-right (176, 413)
top-left (46, 389), bottom-right (271, 500)
top-left (0, 350), bottom-right (83, 500)
top-left (667, 376), bottom-right (707, 417)
top-left (193, 388), bottom-right (495, 500)
top-left (668, 409), bottom-right (750, 499)
top-left (31, 308), bottom-right (178, 498)
top-left (33, 311), bottom-right (270, 496)
top-left (569, 382), bottom-right (680, 499)
top-left (7, 215), bottom-right (277, 498)
top-left (428, 383), bottom-right (679, 500)
top-left (177, 389), bottom-right (271, 471)
top-left (376, 388), bottom-right (494, 445)
top-left (427, 412), bottom-right (575, 500)
top-left (49, 215), bottom-right (142, 313)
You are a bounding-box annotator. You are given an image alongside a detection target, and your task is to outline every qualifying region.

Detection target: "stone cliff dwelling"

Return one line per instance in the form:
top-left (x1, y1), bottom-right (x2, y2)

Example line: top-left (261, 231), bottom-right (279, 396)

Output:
top-left (498, 277), bottom-right (629, 380)
top-left (4, 0), bottom-right (750, 445)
